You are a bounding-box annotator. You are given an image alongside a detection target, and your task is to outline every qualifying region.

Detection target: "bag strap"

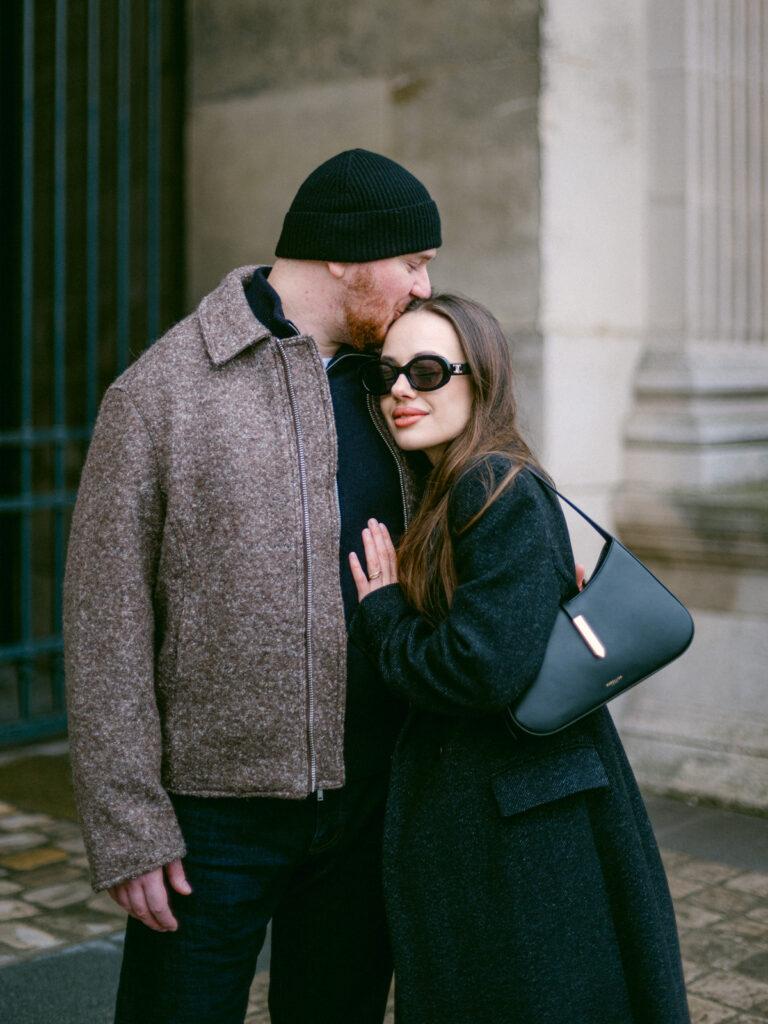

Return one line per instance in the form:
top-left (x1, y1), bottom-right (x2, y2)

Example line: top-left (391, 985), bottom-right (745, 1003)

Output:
top-left (526, 467), bottom-right (614, 544)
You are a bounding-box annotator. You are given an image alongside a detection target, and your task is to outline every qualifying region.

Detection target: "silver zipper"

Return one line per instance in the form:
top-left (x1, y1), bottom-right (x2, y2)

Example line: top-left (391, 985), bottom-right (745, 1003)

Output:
top-left (275, 339), bottom-right (318, 794)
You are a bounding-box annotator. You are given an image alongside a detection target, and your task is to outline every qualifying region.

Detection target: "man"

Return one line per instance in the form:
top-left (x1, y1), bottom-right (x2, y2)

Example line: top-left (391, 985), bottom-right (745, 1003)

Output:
top-left (63, 149), bottom-right (440, 1023)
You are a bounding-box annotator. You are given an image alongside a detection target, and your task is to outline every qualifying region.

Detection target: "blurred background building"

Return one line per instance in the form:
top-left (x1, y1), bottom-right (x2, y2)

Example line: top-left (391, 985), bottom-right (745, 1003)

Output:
top-left (2, 0), bottom-right (767, 813)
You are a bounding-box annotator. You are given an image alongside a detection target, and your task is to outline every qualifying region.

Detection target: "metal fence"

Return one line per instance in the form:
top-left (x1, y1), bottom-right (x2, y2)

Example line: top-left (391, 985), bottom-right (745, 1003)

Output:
top-left (0, 0), bottom-right (185, 746)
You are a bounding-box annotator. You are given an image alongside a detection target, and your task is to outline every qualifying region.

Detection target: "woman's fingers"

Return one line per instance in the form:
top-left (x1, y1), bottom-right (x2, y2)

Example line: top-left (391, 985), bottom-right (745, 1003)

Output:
top-left (349, 520), bottom-right (398, 602)
top-left (349, 551), bottom-right (371, 601)
top-left (367, 519), bottom-right (398, 584)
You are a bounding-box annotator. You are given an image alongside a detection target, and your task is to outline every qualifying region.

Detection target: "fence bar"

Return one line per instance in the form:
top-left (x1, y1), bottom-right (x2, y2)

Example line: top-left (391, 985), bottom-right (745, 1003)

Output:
top-left (116, 0), bottom-right (131, 372)
top-left (0, 426), bottom-right (91, 447)
top-left (52, 0), bottom-right (70, 708)
top-left (146, 0), bottom-right (161, 346)
top-left (0, 492), bottom-right (79, 515)
top-left (86, 0), bottom-right (101, 424)
top-left (18, 0), bottom-right (36, 721)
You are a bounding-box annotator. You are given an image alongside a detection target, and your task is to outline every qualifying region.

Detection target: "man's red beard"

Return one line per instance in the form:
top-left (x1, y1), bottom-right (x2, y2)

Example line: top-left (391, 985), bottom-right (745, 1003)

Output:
top-left (341, 265), bottom-right (392, 352)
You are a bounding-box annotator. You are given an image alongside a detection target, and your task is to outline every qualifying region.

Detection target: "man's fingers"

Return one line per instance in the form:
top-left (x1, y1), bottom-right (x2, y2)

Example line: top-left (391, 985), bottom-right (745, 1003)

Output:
top-left (108, 868), bottom-right (179, 932)
top-left (165, 858), bottom-right (192, 896)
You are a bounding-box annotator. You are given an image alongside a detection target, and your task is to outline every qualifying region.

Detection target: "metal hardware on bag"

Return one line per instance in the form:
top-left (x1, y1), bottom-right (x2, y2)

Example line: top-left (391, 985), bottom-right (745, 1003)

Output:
top-left (572, 615), bottom-right (606, 659)
top-left (605, 675), bottom-right (624, 688)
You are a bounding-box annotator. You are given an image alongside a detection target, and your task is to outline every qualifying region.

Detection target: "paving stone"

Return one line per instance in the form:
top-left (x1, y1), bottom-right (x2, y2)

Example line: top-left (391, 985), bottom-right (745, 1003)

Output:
top-left (736, 951), bottom-right (768, 984)
top-left (684, 958), bottom-right (720, 985)
top-left (712, 916), bottom-right (768, 942)
top-left (0, 900), bottom-right (37, 921)
top-left (30, 911), bottom-right (125, 942)
top-left (22, 880), bottom-right (94, 909)
top-left (0, 881), bottom-right (22, 896)
top-left (674, 858), bottom-right (743, 887)
top-left (679, 929), bottom-right (764, 971)
top-left (687, 993), bottom-right (741, 1023)
top-left (728, 874), bottom-right (768, 899)
top-left (42, 821), bottom-right (82, 839)
top-left (691, 886), bottom-right (763, 916)
top-left (55, 835), bottom-right (86, 854)
top-left (0, 832), bottom-right (46, 853)
top-left (0, 814), bottom-right (53, 831)
top-left (676, 903), bottom-right (725, 929)
top-left (6, 863), bottom-right (81, 887)
top-left (0, 847), bottom-right (68, 871)
top-left (669, 873), bottom-right (711, 899)
top-left (689, 969), bottom-right (768, 1014)
top-left (87, 891), bottom-right (126, 919)
top-left (0, 923), bottom-right (63, 951)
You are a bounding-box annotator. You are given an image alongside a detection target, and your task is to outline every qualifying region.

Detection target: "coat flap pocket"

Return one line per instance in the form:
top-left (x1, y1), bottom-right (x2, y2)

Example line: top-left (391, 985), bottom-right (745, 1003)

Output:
top-left (492, 745), bottom-right (609, 818)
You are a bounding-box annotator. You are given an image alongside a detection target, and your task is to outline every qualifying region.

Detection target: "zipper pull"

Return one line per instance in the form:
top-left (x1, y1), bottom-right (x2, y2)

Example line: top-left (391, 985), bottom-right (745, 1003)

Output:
top-left (317, 789), bottom-right (324, 802)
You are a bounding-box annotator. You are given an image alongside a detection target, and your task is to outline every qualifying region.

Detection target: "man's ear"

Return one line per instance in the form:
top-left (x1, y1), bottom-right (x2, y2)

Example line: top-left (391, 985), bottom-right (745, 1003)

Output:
top-left (326, 261), bottom-right (347, 280)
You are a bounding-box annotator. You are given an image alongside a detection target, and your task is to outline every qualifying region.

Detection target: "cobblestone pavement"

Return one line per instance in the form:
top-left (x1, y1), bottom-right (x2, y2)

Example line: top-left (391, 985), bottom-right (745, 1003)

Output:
top-left (0, 798), bottom-right (766, 1022)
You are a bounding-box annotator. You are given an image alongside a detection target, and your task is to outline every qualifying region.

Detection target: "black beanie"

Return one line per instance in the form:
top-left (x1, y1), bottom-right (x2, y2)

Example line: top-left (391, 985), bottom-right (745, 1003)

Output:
top-left (275, 149), bottom-right (442, 262)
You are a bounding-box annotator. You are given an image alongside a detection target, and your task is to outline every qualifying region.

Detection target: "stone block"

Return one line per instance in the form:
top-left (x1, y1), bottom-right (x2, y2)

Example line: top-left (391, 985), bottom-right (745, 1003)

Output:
top-left (0, 923), bottom-right (62, 952)
top-left (0, 833), bottom-right (46, 854)
top-left (0, 900), bottom-right (36, 921)
top-left (187, 78), bottom-right (392, 302)
top-left (0, 848), bottom-right (69, 873)
top-left (0, 814), bottom-right (52, 832)
top-left (688, 968), bottom-right (768, 1014)
top-left (188, 0), bottom-right (540, 102)
top-left (23, 881), bottom-right (94, 910)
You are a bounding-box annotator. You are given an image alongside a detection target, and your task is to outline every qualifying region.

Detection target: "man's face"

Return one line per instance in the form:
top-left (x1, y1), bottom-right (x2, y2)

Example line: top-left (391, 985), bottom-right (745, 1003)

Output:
top-left (341, 250), bottom-right (437, 351)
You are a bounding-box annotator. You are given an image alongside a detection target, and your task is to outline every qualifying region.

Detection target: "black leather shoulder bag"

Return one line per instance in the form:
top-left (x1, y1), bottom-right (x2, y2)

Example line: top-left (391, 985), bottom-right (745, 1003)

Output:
top-left (508, 472), bottom-right (695, 736)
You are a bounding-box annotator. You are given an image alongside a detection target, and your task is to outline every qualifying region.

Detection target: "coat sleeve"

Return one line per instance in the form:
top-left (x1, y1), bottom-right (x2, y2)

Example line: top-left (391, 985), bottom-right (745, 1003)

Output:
top-left (348, 465), bottom-right (574, 717)
top-left (63, 386), bottom-right (186, 891)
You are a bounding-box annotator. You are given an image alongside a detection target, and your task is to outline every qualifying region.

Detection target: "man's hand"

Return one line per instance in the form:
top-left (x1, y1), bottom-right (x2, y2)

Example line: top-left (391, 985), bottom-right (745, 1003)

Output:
top-left (108, 859), bottom-right (192, 932)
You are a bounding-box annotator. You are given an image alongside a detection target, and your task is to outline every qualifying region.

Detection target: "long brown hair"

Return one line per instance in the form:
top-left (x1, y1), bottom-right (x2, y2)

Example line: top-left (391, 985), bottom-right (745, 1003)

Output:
top-left (395, 294), bottom-right (541, 624)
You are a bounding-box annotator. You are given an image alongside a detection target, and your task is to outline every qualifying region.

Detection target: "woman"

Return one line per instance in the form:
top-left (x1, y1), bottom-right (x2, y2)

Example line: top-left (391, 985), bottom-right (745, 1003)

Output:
top-left (348, 294), bottom-right (690, 1024)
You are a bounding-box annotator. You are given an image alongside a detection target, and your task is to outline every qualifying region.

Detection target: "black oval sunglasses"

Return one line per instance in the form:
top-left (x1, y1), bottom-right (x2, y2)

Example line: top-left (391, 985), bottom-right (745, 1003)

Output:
top-left (361, 355), bottom-right (471, 396)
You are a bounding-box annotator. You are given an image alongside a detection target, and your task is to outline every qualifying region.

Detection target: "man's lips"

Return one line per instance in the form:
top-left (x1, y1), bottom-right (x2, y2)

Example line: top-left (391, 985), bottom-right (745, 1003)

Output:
top-left (392, 408), bottom-right (427, 428)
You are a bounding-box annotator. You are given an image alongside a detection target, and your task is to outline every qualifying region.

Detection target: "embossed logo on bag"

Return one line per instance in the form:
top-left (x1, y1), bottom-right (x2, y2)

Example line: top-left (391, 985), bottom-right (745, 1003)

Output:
top-left (606, 675), bottom-right (624, 688)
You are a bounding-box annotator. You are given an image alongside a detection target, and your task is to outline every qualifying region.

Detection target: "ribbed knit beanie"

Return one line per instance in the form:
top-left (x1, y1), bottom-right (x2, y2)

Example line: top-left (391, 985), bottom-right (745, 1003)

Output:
top-left (275, 149), bottom-right (441, 262)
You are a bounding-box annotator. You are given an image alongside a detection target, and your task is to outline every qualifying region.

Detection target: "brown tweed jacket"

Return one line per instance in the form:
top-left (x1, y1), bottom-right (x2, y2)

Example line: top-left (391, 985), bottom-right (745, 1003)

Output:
top-left (63, 266), bottom-right (415, 891)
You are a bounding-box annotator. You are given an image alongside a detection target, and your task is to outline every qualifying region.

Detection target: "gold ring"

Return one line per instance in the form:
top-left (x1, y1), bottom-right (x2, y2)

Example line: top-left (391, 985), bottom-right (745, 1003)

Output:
top-left (368, 570), bottom-right (382, 581)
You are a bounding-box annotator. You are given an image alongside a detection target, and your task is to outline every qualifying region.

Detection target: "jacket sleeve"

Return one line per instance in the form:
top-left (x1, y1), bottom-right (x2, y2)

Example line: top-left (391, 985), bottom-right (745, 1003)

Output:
top-left (348, 465), bottom-right (574, 717)
top-left (63, 386), bottom-right (186, 891)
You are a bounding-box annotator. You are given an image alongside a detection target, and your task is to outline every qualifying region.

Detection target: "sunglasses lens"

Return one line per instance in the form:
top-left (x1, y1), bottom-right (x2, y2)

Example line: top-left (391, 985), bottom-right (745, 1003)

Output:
top-left (408, 358), bottom-right (448, 391)
top-left (361, 362), bottom-right (397, 395)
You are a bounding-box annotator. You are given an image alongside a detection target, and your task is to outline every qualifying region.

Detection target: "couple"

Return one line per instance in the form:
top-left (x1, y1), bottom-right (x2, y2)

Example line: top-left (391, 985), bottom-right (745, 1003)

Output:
top-left (64, 149), bottom-right (690, 1023)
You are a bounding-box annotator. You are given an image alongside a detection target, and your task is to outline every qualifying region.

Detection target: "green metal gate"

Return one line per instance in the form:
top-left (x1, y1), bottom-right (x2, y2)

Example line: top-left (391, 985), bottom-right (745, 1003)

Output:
top-left (0, 0), bottom-right (186, 746)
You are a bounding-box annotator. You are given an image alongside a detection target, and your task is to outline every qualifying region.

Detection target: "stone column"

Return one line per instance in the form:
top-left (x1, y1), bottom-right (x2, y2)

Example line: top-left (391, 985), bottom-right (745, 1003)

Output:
top-left (613, 0), bottom-right (768, 813)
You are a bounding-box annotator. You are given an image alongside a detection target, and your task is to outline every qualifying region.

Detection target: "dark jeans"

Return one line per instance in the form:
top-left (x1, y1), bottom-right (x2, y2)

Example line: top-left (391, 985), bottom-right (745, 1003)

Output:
top-left (114, 775), bottom-right (393, 1024)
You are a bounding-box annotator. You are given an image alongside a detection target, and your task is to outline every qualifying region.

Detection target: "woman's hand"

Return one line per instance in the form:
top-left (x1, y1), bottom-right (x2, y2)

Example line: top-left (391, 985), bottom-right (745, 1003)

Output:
top-left (349, 519), bottom-right (398, 602)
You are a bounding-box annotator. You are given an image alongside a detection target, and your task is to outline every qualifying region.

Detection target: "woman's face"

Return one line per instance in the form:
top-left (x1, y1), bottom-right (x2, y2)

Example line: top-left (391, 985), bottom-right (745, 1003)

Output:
top-left (380, 309), bottom-right (474, 465)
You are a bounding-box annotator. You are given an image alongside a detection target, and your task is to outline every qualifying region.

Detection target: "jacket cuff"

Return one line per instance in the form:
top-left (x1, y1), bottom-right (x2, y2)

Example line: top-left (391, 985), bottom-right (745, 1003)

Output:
top-left (348, 583), bottom-right (410, 657)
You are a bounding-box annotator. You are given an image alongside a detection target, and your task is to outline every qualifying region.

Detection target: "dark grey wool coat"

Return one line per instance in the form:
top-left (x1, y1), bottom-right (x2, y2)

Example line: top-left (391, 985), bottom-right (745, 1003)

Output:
top-left (349, 459), bottom-right (690, 1024)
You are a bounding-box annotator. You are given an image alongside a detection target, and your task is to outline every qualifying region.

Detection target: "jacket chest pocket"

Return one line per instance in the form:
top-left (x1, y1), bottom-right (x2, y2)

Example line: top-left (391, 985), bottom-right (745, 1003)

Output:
top-left (491, 744), bottom-right (609, 818)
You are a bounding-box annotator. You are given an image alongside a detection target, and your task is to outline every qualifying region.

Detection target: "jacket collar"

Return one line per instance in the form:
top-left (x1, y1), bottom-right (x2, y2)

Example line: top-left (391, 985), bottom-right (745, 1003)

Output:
top-left (197, 265), bottom-right (274, 366)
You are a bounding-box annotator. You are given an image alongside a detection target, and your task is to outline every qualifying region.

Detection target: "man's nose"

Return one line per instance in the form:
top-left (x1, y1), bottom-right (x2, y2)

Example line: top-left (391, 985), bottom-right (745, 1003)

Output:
top-left (410, 265), bottom-right (431, 299)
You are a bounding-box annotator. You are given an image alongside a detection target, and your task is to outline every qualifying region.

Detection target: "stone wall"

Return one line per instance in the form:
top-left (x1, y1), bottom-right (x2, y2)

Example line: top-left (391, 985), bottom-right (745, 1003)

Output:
top-left (186, 0), bottom-right (768, 813)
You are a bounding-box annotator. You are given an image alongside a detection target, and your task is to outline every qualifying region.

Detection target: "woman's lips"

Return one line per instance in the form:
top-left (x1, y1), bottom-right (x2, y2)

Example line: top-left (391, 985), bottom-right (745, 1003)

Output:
top-left (392, 408), bottom-right (427, 428)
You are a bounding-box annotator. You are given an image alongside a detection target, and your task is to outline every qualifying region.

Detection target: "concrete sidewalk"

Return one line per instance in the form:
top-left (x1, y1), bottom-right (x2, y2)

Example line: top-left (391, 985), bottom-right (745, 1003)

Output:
top-left (0, 744), bottom-right (766, 1022)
